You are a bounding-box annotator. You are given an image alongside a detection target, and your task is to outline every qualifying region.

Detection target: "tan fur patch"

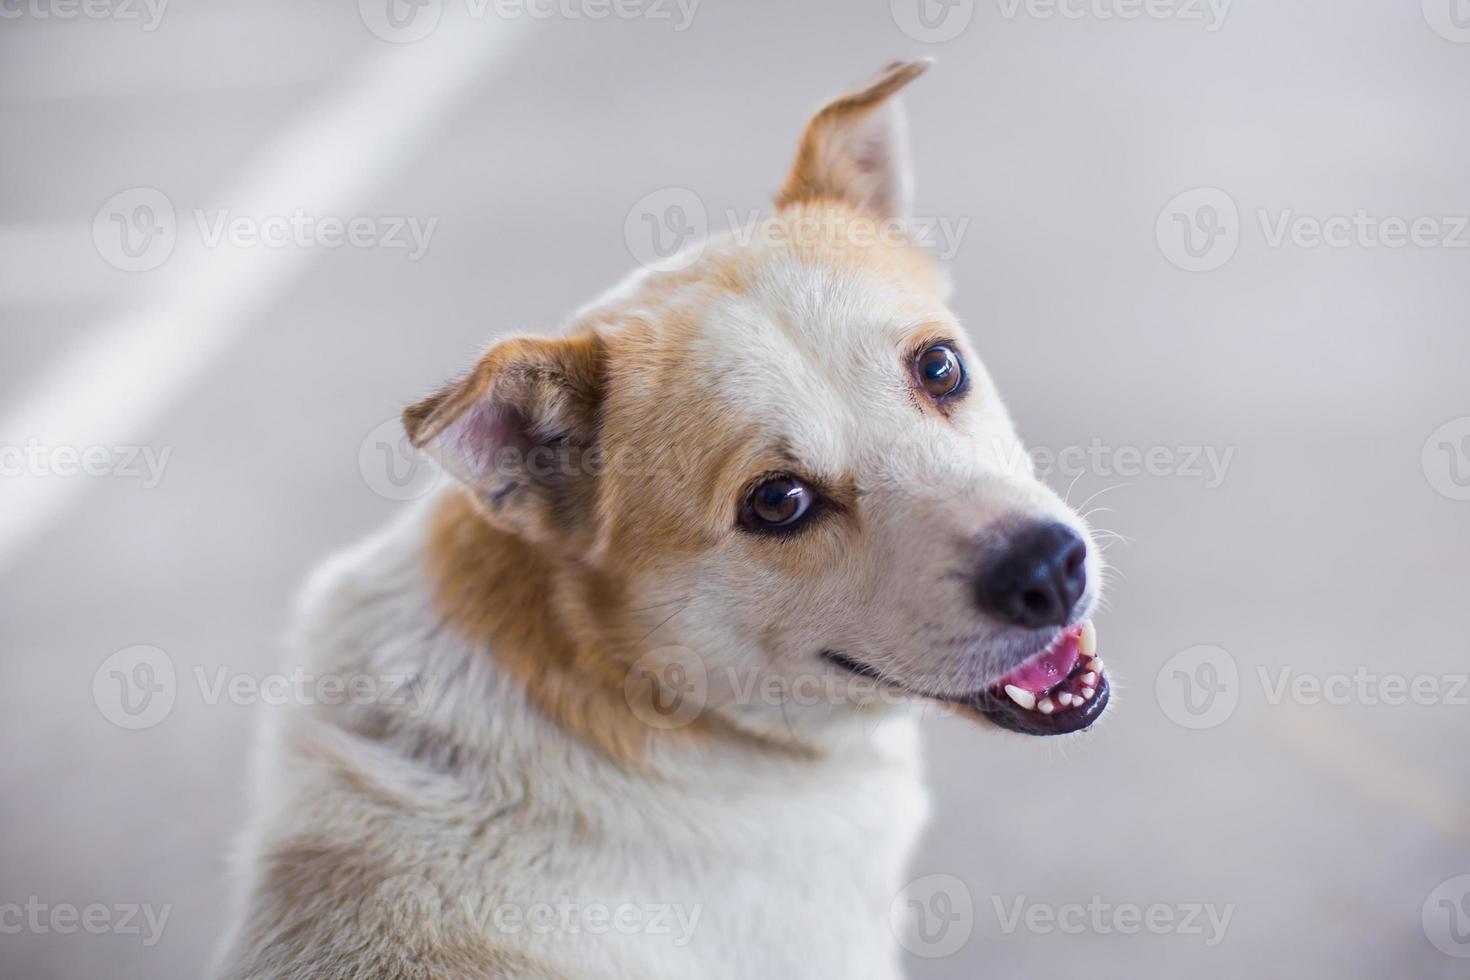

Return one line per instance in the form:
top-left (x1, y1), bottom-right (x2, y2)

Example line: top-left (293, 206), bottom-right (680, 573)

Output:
top-left (423, 490), bottom-right (668, 764)
top-left (776, 59), bottom-right (929, 217)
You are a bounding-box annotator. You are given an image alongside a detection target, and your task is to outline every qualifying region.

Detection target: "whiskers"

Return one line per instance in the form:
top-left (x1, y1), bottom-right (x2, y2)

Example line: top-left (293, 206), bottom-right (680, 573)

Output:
top-left (1090, 528), bottom-right (1133, 555)
top-left (1066, 481), bottom-right (1131, 514)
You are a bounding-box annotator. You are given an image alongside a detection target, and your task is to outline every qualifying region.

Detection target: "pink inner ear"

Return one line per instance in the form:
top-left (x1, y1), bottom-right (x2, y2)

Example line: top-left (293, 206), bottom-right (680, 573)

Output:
top-left (442, 399), bottom-right (534, 483)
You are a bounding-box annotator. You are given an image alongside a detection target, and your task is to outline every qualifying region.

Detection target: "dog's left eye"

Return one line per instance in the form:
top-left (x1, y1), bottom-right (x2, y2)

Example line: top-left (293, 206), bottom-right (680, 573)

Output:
top-left (914, 343), bottom-right (966, 400)
top-left (740, 475), bottom-right (815, 533)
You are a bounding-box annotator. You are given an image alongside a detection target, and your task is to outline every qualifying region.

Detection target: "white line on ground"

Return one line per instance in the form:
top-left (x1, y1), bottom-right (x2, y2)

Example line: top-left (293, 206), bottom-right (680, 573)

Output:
top-left (0, 11), bottom-right (534, 571)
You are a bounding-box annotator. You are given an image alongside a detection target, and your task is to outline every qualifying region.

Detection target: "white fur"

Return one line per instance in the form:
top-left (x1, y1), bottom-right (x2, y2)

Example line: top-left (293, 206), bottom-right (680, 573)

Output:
top-left (213, 491), bottom-right (930, 979)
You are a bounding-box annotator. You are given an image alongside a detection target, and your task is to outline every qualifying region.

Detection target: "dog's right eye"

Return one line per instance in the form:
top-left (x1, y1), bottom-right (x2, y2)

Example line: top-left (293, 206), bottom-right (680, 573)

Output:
top-left (914, 343), bottom-right (966, 401)
top-left (740, 475), bottom-right (816, 533)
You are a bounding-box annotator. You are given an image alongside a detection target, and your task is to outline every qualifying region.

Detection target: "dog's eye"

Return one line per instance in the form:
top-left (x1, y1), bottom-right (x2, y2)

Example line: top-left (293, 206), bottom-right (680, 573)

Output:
top-left (741, 475), bottom-right (814, 532)
top-left (915, 344), bottom-right (965, 400)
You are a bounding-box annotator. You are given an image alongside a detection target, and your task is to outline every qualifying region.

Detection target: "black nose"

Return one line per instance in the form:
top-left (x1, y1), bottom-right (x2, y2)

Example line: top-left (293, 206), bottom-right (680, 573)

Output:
top-left (973, 521), bottom-right (1087, 628)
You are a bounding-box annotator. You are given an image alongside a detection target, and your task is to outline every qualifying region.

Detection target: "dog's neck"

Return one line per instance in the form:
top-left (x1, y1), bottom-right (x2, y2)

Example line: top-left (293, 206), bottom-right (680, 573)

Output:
top-left (417, 488), bottom-right (910, 769)
top-left (422, 489), bottom-right (667, 763)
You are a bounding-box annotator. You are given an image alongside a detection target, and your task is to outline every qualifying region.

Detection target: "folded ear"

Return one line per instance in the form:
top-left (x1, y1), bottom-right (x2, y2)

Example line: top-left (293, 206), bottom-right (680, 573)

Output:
top-left (403, 333), bottom-right (605, 537)
top-left (776, 59), bottom-right (931, 221)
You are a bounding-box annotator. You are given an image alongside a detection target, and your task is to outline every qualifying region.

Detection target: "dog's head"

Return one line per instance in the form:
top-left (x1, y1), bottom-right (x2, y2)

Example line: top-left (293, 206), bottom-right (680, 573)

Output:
top-left (406, 61), bottom-right (1108, 747)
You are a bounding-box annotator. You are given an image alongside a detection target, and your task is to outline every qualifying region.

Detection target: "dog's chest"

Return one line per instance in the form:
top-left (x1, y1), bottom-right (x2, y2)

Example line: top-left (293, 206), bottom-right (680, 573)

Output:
top-left (450, 733), bottom-right (930, 980)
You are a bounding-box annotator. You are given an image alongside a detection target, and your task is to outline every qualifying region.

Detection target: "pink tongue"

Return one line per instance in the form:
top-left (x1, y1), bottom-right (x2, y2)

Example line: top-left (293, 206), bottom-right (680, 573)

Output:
top-left (997, 628), bottom-right (1081, 694)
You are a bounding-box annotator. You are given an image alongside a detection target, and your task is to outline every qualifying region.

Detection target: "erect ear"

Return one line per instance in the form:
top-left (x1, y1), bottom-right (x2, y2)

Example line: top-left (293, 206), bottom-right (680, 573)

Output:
top-left (775, 59), bottom-right (930, 221)
top-left (403, 332), bottom-right (605, 537)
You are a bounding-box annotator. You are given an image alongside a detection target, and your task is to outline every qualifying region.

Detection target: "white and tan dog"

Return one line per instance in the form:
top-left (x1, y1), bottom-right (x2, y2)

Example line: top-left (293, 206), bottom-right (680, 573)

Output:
top-left (214, 61), bottom-right (1110, 980)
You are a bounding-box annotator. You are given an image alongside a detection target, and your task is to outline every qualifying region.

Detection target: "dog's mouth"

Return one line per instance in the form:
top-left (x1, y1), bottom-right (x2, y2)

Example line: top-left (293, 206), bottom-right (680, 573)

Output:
top-left (969, 621), bottom-right (1109, 736)
top-left (823, 620), bottom-right (1109, 737)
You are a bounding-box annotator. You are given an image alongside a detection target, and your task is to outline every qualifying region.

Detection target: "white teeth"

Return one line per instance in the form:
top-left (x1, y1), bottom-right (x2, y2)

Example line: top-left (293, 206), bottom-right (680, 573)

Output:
top-left (1004, 685), bottom-right (1037, 711)
top-left (1037, 697), bottom-right (1056, 715)
top-left (1081, 671), bottom-right (1098, 687)
top-left (1082, 686), bottom-right (1096, 700)
top-left (1057, 692), bottom-right (1075, 707)
top-left (1086, 657), bottom-right (1104, 674)
top-left (1079, 620), bottom-right (1097, 658)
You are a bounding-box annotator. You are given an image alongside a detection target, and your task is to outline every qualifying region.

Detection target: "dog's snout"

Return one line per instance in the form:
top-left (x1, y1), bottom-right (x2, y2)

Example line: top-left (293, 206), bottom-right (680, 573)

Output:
top-left (973, 520), bottom-right (1087, 629)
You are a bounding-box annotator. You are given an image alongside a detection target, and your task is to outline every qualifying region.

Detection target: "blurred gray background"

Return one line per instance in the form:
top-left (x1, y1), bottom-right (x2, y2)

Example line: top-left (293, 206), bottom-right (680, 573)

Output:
top-left (3, 0), bottom-right (1468, 977)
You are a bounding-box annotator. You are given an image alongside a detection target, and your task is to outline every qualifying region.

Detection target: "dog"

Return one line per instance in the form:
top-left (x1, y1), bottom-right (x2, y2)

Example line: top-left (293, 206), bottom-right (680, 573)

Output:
top-left (213, 60), bottom-right (1108, 980)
